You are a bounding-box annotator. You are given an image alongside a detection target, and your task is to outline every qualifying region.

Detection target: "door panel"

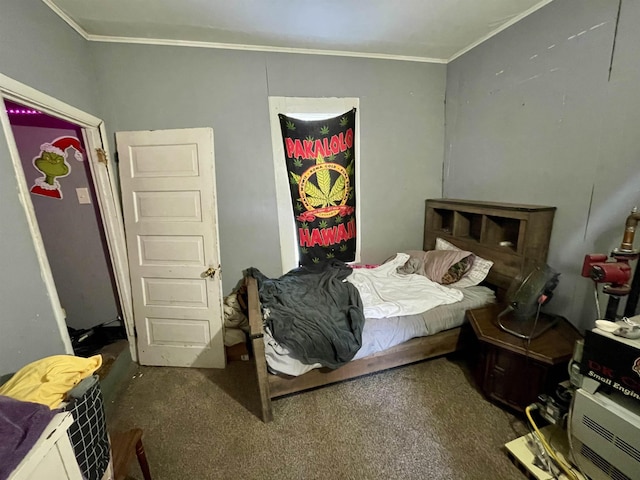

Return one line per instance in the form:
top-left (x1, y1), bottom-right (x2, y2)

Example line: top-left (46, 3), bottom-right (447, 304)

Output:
top-left (117, 128), bottom-right (224, 368)
top-left (146, 318), bottom-right (211, 345)
top-left (129, 144), bottom-right (199, 177)
top-left (134, 191), bottom-right (202, 221)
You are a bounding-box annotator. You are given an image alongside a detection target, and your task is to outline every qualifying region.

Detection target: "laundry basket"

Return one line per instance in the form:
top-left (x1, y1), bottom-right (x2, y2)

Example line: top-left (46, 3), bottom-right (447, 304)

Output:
top-left (62, 376), bottom-right (111, 480)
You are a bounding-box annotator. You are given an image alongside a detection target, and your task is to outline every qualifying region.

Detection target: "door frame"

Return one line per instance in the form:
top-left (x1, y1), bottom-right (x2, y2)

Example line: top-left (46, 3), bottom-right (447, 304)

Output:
top-left (0, 73), bottom-right (137, 361)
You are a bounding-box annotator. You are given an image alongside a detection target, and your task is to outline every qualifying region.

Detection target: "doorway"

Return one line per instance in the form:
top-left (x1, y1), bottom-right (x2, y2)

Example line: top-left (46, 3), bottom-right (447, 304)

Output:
top-left (5, 100), bottom-right (126, 356)
top-left (0, 73), bottom-right (135, 361)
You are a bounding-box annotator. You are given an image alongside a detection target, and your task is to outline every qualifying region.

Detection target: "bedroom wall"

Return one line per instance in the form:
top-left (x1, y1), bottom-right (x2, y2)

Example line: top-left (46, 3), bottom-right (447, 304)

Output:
top-left (444, 0), bottom-right (640, 330)
top-left (0, 0), bottom-right (100, 374)
top-left (89, 44), bottom-right (447, 293)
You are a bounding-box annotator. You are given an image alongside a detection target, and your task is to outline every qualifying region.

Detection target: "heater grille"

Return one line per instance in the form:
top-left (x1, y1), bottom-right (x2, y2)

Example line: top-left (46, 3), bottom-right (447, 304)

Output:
top-left (582, 413), bottom-right (640, 462)
top-left (614, 437), bottom-right (640, 463)
top-left (583, 414), bottom-right (614, 442)
top-left (580, 444), bottom-right (631, 480)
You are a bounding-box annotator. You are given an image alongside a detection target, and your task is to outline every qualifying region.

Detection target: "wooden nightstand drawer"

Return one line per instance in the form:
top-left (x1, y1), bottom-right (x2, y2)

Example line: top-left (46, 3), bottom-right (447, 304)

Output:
top-left (484, 347), bottom-right (546, 411)
top-left (467, 304), bottom-right (582, 412)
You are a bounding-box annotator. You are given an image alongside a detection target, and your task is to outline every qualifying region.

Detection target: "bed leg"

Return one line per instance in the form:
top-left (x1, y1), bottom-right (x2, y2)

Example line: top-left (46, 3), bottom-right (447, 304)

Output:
top-left (251, 333), bottom-right (274, 423)
top-left (245, 276), bottom-right (274, 423)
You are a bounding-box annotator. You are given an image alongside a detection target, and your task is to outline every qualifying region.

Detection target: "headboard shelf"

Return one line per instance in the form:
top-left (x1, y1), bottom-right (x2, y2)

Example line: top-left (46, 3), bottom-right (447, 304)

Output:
top-left (424, 199), bottom-right (556, 294)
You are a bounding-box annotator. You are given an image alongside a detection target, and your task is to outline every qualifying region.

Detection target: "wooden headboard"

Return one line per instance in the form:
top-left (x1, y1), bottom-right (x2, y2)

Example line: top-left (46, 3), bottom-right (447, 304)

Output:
top-left (423, 199), bottom-right (556, 301)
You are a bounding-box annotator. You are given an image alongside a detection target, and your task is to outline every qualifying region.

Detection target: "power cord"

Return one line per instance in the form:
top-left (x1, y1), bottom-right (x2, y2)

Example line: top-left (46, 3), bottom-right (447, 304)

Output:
top-left (566, 391), bottom-right (590, 480)
top-left (526, 301), bottom-right (543, 351)
top-left (592, 281), bottom-right (602, 320)
top-left (519, 302), bottom-right (543, 395)
top-left (525, 404), bottom-right (581, 480)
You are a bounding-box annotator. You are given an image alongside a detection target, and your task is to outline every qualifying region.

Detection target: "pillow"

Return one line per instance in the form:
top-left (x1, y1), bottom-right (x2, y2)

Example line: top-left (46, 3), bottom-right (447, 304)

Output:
top-left (435, 238), bottom-right (494, 288)
top-left (441, 256), bottom-right (474, 285)
top-left (398, 249), bottom-right (473, 285)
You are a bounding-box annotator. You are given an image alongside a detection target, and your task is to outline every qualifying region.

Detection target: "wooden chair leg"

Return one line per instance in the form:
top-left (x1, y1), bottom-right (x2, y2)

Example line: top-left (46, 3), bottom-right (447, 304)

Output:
top-left (111, 428), bottom-right (152, 480)
top-left (135, 438), bottom-right (152, 480)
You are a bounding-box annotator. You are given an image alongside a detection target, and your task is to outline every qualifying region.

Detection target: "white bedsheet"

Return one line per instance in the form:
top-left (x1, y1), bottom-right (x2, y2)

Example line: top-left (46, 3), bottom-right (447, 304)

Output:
top-left (346, 253), bottom-right (463, 318)
top-left (264, 284), bottom-right (495, 377)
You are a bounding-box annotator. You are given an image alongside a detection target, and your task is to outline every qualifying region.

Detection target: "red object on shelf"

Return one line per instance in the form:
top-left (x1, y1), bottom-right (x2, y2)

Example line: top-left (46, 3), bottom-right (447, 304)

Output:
top-left (581, 254), bottom-right (631, 285)
top-left (581, 254), bottom-right (608, 277)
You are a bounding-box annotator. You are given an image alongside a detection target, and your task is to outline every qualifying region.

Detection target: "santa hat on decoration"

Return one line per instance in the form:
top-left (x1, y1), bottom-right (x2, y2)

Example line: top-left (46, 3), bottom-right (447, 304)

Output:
top-left (40, 136), bottom-right (84, 161)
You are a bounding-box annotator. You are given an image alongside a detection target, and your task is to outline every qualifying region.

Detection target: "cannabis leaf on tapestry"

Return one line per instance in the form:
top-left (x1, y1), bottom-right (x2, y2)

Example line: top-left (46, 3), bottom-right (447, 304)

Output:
top-left (278, 108), bottom-right (357, 266)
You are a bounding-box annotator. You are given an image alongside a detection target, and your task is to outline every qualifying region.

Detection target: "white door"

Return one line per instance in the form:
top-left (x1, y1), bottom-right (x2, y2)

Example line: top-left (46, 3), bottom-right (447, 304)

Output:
top-left (117, 128), bottom-right (225, 368)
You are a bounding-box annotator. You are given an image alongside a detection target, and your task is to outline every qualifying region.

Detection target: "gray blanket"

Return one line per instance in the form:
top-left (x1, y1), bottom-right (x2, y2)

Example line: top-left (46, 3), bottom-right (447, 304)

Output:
top-left (246, 261), bottom-right (365, 369)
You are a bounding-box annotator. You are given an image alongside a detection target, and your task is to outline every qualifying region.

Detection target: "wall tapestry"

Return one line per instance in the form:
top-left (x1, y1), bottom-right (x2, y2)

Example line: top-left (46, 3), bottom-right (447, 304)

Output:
top-left (30, 136), bottom-right (84, 199)
top-left (278, 108), bottom-right (357, 266)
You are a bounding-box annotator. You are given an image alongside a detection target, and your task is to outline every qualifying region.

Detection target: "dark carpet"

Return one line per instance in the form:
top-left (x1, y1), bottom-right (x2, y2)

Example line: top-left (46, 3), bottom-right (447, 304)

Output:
top-left (106, 354), bottom-right (528, 480)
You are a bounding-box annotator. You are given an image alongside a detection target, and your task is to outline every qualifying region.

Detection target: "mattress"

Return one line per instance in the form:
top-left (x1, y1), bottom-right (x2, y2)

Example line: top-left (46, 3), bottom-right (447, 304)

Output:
top-left (264, 285), bottom-right (495, 377)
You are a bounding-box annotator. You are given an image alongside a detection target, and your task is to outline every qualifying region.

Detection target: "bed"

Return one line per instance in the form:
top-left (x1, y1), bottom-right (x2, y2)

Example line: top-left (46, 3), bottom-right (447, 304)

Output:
top-left (245, 199), bottom-right (556, 422)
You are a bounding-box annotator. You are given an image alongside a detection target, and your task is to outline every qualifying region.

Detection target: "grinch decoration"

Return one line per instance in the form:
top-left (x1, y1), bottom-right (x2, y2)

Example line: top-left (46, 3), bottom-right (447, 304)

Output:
top-left (278, 109), bottom-right (357, 266)
top-left (30, 136), bottom-right (84, 199)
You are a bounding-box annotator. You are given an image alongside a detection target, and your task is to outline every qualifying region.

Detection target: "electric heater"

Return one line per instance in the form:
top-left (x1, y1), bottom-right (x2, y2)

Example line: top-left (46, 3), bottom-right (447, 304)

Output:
top-left (571, 388), bottom-right (640, 480)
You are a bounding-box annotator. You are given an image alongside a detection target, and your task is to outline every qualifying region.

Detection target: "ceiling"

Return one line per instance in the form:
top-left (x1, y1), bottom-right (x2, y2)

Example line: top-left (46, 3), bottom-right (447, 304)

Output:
top-left (44, 0), bottom-right (553, 63)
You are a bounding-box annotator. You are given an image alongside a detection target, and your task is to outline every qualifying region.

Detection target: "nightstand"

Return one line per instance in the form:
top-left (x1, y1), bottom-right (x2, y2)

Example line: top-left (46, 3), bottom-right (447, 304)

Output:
top-left (466, 303), bottom-right (582, 412)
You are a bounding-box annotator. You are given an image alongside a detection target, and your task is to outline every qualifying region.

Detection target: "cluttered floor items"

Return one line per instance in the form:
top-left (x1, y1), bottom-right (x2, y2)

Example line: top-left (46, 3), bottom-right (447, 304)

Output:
top-left (67, 320), bottom-right (128, 357)
top-left (505, 424), bottom-right (586, 480)
top-left (0, 353), bottom-right (145, 480)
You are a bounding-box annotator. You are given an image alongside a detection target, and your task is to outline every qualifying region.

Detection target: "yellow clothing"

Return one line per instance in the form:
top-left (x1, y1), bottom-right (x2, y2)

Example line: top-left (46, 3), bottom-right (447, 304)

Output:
top-left (0, 354), bottom-right (102, 408)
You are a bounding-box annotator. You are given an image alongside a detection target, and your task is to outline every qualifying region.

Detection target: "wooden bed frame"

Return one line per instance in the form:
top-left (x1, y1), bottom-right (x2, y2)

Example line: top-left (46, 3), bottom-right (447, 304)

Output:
top-left (247, 199), bottom-right (556, 422)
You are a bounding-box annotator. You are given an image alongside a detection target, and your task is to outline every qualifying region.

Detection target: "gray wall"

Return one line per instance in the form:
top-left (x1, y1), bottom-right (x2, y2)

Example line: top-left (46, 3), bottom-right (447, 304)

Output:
top-left (0, 0), bottom-right (100, 374)
top-left (90, 44), bottom-right (447, 293)
top-left (445, 0), bottom-right (640, 330)
top-left (1, 0), bottom-right (445, 374)
top-left (12, 0), bottom-right (628, 374)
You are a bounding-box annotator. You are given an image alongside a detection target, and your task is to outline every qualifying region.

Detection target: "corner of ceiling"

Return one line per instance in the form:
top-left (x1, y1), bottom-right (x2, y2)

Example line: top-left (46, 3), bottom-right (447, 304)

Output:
top-left (447, 0), bottom-right (555, 63)
top-left (41, 0), bottom-right (90, 39)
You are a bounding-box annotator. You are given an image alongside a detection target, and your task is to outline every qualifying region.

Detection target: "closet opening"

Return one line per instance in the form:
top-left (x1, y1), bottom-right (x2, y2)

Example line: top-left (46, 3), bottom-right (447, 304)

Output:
top-left (4, 99), bottom-right (128, 359)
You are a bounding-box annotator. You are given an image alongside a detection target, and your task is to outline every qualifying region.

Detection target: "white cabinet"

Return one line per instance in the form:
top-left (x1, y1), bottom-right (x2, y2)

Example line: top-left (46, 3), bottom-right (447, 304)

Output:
top-left (8, 412), bottom-right (83, 480)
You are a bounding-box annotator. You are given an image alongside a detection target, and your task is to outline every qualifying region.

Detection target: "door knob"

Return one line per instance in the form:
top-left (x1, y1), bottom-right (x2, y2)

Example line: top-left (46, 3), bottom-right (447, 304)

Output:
top-left (201, 266), bottom-right (219, 279)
